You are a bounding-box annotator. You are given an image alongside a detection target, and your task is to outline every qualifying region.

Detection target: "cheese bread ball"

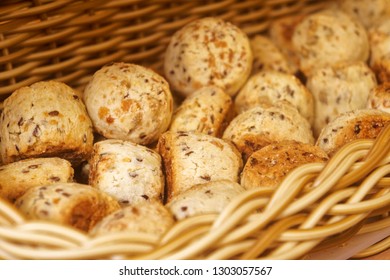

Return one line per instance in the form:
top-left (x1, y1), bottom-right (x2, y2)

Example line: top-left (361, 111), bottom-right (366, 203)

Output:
top-left (0, 81), bottom-right (93, 165)
top-left (83, 62), bottom-right (173, 145)
top-left (164, 17), bottom-right (253, 97)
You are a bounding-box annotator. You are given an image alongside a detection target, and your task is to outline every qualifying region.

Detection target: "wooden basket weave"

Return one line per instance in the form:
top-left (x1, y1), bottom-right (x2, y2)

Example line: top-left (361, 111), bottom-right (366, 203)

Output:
top-left (1, 0), bottom-right (390, 260)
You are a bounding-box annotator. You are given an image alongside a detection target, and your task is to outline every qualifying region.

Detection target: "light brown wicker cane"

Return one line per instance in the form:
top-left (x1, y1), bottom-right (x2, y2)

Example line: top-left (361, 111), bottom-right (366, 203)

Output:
top-left (1, 0), bottom-right (390, 260)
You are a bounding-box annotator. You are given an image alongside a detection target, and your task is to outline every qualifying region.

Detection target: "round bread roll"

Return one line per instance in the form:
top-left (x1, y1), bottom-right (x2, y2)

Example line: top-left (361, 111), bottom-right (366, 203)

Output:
top-left (83, 62), bottom-right (173, 145)
top-left (166, 180), bottom-right (245, 220)
top-left (307, 62), bottom-right (377, 138)
top-left (367, 83), bottom-right (390, 113)
top-left (235, 71), bottom-right (314, 125)
top-left (0, 157), bottom-right (74, 203)
top-left (292, 9), bottom-right (369, 77)
top-left (15, 183), bottom-right (120, 231)
top-left (157, 131), bottom-right (243, 201)
top-left (0, 81), bottom-right (94, 165)
top-left (90, 199), bottom-right (174, 237)
top-left (339, 0), bottom-right (390, 28)
top-left (316, 109), bottom-right (390, 155)
top-left (223, 102), bottom-right (314, 161)
top-left (241, 141), bottom-right (328, 190)
top-left (164, 17), bottom-right (253, 97)
top-left (250, 35), bottom-right (294, 75)
top-left (88, 139), bottom-right (164, 206)
top-left (169, 86), bottom-right (234, 137)
top-left (369, 18), bottom-right (390, 84)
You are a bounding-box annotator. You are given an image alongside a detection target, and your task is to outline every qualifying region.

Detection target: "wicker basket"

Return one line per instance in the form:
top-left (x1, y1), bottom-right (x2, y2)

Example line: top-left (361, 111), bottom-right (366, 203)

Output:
top-left (1, 0), bottom-right (390, 260)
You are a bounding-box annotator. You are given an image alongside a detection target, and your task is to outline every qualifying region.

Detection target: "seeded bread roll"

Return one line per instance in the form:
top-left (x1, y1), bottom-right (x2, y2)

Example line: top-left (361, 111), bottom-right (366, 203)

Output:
top-left (169, 86), bottom-right (234, 137)
top-left (339, 0), bottom-right (390, 28)
top-left (367, 83), bottom-right (390, 113)
top-left (292, 9), bottom-right (369, 77)
top-left (223, 102), bottom-right (314, 161)
top-left (90, 199), bottom-right (174, 237)
top-left (83, 62), bottom-right (173, 145)
top-left (0, 81), bottom-right (94, 165)
top-left (241, 141), bottom-right (328, 190)
top-left (0, 157), bottom-right (74, 203)
top-left (369, 18), bottom-right (390, 84)
top-left (250, 35), bottom-right (294, 75)
top-left (157, 131), bottom-right (243, 201)
top-left (316, 109), bottom-right (390, 155)
top-left (164, 17), bottom-right (253, 97)
top-left (307, 62), bottom-right (377, 138)
top-left (166, 180), bottom-right (245, 220)
top-left (15, 183), bottom-right (120, 231)
top-left (88, 139), bottom-right (164, 206)
top-left (235, 71), bottom-right (314, 125)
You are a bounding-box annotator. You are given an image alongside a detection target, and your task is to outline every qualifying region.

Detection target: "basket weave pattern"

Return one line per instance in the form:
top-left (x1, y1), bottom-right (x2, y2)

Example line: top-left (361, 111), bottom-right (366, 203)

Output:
top-left (1, 0), bottom-right (390, 260)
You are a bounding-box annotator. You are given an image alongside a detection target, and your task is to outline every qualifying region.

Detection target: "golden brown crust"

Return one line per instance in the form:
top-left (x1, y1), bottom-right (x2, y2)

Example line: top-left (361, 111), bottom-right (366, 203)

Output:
top-left (241, 141), bottom-right (328, 189)
top-left (316, 109), bottom-right (390, 155)
top-left (0, 157), bottom-right (74, 203)
top-left (15, 183), bottom-right (120, 232)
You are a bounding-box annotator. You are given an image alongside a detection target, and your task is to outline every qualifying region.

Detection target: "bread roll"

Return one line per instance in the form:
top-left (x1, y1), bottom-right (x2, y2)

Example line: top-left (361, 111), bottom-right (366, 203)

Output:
top-left (250, 35), bottom-right (294, 75)
top-left (223, 102), bottom-right (314, 161)
top-left (367, 83), bottom-right (390, 113)
top-left (0, 157), bottom-right (73, 203)
top-left (339, 0), bottom-right (390, 28)
top-left (15, 183), bottom-right (120, 231)
top-left (241, 141), bottom-right (328, 189)
top-left (292, 9), bottom-right (369, 76)
top-left (90, 199), bottom-right (174, 237)
top-left (169, 86), bottom-right (234, 137)
top-left (307, 62), bottom-right (377, 137)
top-left (166, 180), bottom-right (245, 220)
top-left (157, 131), bottom-right (243, 201)
top-left (88, 139), bottom-right (164, 206)
top-left (83, 62), bottom-right (173, 145)
top-left (235, 71), bottom-right (314, 125)
top-left (164, 17), bottom-right (253, 97)
top-left (0, 81), bottom-right (94, 165)
top-left (316, 109), bottom-right (390, 155)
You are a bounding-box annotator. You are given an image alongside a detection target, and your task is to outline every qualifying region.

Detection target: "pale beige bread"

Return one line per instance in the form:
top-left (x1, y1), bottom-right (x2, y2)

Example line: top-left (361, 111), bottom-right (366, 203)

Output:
top-left (0, 81), bottom-right (94, 165)
top-left (169, 86), bottom-right (234, 137)
top-left (268, 14), bottom-right (305, 74)
top-left (88, 139), bottom-right (164, 206)
top-left (234, 70), bottom-right (314, 125)
top-left (307, 62), bottom-right (377, 138)
top-left (157, 131), bottom-right (243, 201)
top-left (223, 101), bottom-right (314, 161)
top-left (83, 62), bottom-right (173, 145)
top-left (164, 17), bottom-right (253, 97)
top-left (292, 9), bottom-right (369, 77)
top-left (316, 109), bottom-right (390, 156)
top-left (338, 0), bottom-right (390, 28)
top-left (0, 157), bottom-right (74, 203)
top-left (367, 83), bottom-right (390, 113)
top-left (14, 183), bottom-right (120, 231)
top-left (240, 141), bottom-right (328, 190)
top-left (90, 199), bottom-right (174, 237)
top-left (166, 180), bottom-right (245, 221)
top-left (369, 18), bottom-right (390, 83)
top-left (250, 35), bottom-right (294, 75)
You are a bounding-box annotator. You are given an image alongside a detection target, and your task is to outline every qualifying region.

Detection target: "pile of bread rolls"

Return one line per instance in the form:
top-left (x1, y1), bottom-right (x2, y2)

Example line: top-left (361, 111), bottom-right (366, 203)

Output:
top-left (1, 0), bottom-right (390, 239)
